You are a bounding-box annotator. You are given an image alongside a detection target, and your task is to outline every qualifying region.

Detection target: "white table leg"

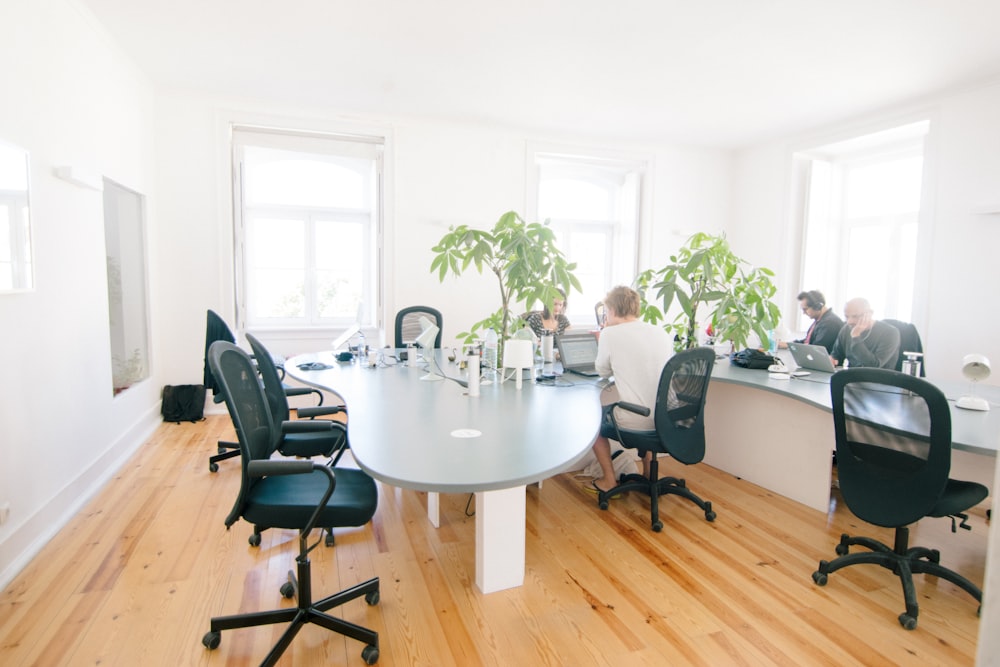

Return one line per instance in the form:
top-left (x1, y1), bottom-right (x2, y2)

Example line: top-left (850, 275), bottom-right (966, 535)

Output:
top-left (427, 491), bottom-right (440, 527)
top-left (475, 485), bottom-right (526, 593)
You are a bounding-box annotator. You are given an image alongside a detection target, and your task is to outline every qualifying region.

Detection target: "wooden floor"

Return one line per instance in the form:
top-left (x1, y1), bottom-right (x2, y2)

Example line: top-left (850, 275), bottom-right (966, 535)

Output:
top-left (0, 414), bottom-right (988, 666)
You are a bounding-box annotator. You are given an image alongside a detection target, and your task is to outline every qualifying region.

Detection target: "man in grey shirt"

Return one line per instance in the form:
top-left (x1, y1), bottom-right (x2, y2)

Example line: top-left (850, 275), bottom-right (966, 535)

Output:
top-left (830, 297), bottom-right (900, 369)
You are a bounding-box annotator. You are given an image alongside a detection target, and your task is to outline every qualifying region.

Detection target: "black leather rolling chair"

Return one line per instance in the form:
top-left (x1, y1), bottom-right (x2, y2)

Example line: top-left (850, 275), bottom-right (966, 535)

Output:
top-left (203, 341), bottom-right (380, 665)
top-left (204, 310), bottom-right (324, 472)
top-left (596, 347), bottom-right (717, 531)
top-left (246, 333), bottom-right (351, 546)
top-left (884, 318), bottom-right (926, 376)
top-left (813, 368), bottom-right (987, 629)
top-left (394, 305), bottom-right (443, 348)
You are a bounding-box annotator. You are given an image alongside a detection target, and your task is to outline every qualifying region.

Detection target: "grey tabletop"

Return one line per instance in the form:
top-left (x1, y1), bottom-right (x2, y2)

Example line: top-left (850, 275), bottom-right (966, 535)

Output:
top-left (709, 352), bottom-right (1000, 456)
top-left (286, 350), bottom-right (603, 492)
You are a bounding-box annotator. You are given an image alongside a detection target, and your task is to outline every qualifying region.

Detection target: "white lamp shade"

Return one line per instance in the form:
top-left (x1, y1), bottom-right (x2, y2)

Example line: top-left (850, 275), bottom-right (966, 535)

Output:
top-left (503, 340), bottom-right (533, 369)
top-left (502, 339), bottom-right (534, 389)
top-left (962, 353), bottom-right (991, 381)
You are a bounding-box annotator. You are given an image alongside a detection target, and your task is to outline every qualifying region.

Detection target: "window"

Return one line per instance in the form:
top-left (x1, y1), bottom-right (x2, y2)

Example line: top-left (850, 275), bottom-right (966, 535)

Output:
top-left (529, 150), bottom-right (644, 324)
top-left (796, 121), bottom-right (929, 330)
top-left (233, 127), bottom-right (383, 329)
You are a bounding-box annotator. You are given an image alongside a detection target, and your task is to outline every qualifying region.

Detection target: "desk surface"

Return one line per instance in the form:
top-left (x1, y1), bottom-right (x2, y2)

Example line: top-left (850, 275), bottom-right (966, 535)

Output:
top-left (286, 350), bottom-right (603, 492)
top-left (710, 353), bottom-right (1000, 456)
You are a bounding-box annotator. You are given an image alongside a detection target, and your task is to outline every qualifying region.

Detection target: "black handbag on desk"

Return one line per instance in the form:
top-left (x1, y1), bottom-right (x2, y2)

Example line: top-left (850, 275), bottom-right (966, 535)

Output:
top-left (730, 348), bottom-right (775, 370)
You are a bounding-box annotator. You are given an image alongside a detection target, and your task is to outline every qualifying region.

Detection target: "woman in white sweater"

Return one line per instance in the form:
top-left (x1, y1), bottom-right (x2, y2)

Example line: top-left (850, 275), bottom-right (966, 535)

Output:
top-left (590, 286), bottom-right (674, 494)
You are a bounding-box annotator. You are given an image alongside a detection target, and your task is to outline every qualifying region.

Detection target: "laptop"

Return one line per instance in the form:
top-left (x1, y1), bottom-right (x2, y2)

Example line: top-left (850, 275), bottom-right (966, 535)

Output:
top-left (555, 332), bottom-right (601, 376)
top-left (787, 342), bottom-right (839, 373)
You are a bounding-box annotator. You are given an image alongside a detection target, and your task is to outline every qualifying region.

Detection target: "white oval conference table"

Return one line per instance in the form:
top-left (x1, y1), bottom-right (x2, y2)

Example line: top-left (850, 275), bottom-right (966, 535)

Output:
top-left (286, 350), bottom-right (602, 594)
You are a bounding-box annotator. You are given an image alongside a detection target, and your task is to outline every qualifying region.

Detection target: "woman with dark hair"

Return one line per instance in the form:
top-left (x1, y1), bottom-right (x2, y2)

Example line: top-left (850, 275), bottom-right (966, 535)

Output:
top-left (524, 289), bottom-right (570, 338)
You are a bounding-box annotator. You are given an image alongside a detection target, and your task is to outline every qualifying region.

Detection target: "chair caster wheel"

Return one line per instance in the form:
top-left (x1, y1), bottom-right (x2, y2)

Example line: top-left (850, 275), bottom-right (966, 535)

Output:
top-left (652, 521), bottom-right (663, 532)
top-left (835, 543), bottom-right (849, 556)
top-left (248, 533), bottom-right (261, 547)
top-left (812, 570), bottom-right (827, 586)
top-left (362, 644), bottom-right (379, 664)
top-left (209, 462), bottom-right (219, 473)
top-left (704, 510), bottom-right (716, 522)
top-left (365, 589), bottom-right (380, 605)
top-left (280, 581), bottom-right (295, 599)
top-left (325, 530), bottom-right (335, 547)
top-left (598, 499), bottom-right (609, 510)
top-left (202, 631), bottom-right (221, 650)
top-left (898, 613), bottom-right (917, 630)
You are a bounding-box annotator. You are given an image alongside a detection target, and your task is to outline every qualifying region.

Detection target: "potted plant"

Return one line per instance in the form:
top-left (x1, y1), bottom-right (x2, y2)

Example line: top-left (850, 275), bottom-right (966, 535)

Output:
top-left (635, 232), bottom-right (780, 352)
top-left (430, 211), bottom-right (580, 348)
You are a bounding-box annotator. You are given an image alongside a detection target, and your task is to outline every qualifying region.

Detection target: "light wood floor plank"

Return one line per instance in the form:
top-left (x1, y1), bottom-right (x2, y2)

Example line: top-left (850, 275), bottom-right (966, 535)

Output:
top-left (0, 415), bottom-right (986, 666)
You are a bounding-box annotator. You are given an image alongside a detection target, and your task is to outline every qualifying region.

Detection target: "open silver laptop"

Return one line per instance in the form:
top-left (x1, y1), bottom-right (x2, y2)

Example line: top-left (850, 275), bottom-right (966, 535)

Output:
top-left (787, 342), bottom-right (839, 373)
top-left (555, 332), bottom-right (600, 376)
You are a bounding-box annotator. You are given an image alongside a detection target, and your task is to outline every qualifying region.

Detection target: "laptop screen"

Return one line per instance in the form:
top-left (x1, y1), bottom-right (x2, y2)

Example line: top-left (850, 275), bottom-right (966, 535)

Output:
top-left (558, 335), bottom-right (598, 369)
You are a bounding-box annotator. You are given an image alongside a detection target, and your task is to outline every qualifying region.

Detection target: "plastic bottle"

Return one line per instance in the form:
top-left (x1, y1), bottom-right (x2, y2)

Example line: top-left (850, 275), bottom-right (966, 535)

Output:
top-left (767, 329), bottom-right (777, 355)
top-left (483, 328), bottom-right (498, 381)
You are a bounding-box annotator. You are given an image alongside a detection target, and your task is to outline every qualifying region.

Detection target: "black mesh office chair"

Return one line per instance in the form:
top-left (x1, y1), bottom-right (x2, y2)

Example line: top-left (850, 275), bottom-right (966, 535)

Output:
top-left (813, 368), bottom-right (987, 629)
top-left (203, 341), bottom-right (380, 665)
top-left (596, 347), bottom-right (717, 531)
top-left (394, 305), bottom-right (443, 348)
top-left (883, 318), bottom-right (926, 376)
top-left (246, 333), bottom-right (351, 546)
top-left (204, 310), bottom-right (324, 472)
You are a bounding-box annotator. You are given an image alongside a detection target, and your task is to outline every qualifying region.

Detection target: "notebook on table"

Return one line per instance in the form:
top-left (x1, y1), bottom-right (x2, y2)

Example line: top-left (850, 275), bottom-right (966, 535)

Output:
top-left (787, 342), bottom-right (839, 373)
top-left (555, 332), bottom-right (601, 376)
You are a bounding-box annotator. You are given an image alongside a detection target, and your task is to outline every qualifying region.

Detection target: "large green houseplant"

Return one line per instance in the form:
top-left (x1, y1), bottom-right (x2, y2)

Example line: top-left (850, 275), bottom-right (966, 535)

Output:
top-left (635, 232), bottom-right (780, 352)
top-left (430, 211), bottom-right (580, 345)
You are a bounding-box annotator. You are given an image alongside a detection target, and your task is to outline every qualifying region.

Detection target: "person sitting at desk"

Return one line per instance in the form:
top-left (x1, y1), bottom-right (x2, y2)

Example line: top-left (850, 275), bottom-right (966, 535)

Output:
top-left (589, 286), bottom-right (673, 495)
top-left (778, 289), bottom-right (843, 353)
top-left (830, 297), bottom-right (900, 369)
top-left (523, 289), bottom-right (570, 339)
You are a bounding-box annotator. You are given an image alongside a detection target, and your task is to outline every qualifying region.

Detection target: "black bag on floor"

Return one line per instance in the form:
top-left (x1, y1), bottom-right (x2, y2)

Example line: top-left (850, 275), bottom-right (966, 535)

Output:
top-left (161, 384), bottom-right (206, 423)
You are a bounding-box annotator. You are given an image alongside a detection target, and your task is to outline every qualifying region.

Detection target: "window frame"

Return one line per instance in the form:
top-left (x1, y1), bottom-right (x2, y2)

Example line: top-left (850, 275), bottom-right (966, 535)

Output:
top-left (231, 125), bottom-right (384, 332)
top-left (526, 145), bottom-right (647, 326)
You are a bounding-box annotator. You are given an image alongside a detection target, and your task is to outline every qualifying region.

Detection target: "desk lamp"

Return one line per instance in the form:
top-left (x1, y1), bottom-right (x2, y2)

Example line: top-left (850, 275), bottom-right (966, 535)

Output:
top-left (502, 339), bottom-right (534, 389)
top-left (956, 353), bottom-right (991, 411)
top-left (415, 317), bottom-right (443, 381)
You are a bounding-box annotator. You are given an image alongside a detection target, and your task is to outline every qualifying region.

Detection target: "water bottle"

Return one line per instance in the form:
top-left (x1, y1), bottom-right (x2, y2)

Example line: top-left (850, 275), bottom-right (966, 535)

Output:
top-left (767, 329), bottom-right (777, 355)
top-left (357, 331), bottom-right (367, 360)
top-left (483, 328), bottom-right (498, 382)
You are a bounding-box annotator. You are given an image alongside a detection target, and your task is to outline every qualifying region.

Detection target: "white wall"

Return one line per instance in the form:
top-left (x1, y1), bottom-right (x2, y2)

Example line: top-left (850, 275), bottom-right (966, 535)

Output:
top-left (0, 0), bottom-right (160, 587)
top-left (150, 93), bottom-right (733, 374)
top-left (731, 81), bottom-right (1000, 385)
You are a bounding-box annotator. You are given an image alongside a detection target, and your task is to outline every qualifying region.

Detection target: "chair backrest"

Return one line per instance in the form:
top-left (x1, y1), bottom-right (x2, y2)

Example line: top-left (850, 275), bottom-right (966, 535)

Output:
top-left (245, 333), bottom-right (291, 427)
top-left (208, 340), bottom-right (276, 527)
top-left (883, 319), bottom-right (925, 376)
top-left (830, 368), bottom-right (951, 528)
top-left (395, 306), bottom-right (443, 348)
top-left (594, 301), bottom-right (607, 328)
top-left (654, 347), bottom-right (715, 465)
top-left (204, 309), bottom-right (237, 393)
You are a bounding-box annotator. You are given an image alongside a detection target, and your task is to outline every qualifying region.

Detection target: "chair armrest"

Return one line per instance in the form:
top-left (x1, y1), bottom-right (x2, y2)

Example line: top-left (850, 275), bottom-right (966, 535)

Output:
top-left (280, 419), bottom-right (339, 433)
top-left (247, 459), bottom-right (316, 477)
top-left (296, 405), bottom-right (345, 420)
top-left (611, 400), bottom-right (651, 417)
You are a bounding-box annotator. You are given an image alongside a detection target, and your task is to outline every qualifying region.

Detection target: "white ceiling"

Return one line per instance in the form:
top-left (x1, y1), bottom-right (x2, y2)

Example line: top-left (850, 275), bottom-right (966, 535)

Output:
top-left (78, 0), bottom-right (1000, 149)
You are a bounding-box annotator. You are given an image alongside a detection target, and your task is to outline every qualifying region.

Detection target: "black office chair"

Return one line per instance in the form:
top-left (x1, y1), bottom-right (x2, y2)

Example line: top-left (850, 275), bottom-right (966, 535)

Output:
top-left (884, 318), bottom-right (926, 376)
top-left (596, 347), bottom-right (717, 531)
top-left (812, 368), bottom-right (987, 629)
top-left (246, 333), bottom-right (351, 546)
top-left (394, 305), bottom-right (443, 348)
top-left (204, 309), bottom-right (324, 472)
top-left (203, 341), bottom-right (380, 665)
